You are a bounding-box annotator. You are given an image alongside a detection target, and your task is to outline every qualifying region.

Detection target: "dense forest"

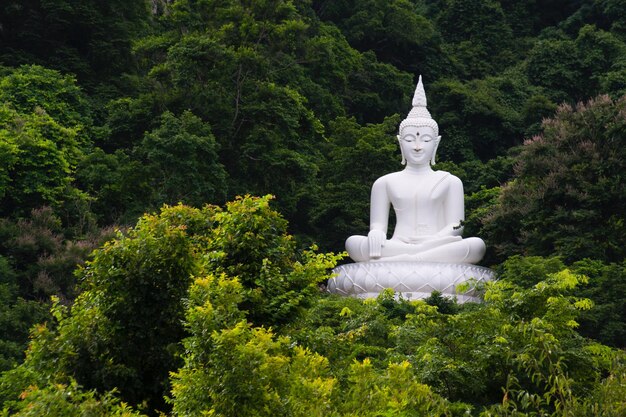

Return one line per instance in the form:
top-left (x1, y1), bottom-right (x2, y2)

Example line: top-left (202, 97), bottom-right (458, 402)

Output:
top-left (0, 0), bottom-right (625, 415)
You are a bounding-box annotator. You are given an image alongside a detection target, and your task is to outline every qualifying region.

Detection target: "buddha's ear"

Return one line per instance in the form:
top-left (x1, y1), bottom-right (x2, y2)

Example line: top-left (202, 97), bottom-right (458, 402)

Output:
top-left (397, 135), bottom-right (406, 165)
top-left (431, 136), bottom-right (441, 165)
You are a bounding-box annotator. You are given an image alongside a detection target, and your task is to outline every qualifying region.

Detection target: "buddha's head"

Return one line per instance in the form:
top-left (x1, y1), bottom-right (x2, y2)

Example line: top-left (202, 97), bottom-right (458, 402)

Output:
top-left (397, 76), bottom-right (441, 166)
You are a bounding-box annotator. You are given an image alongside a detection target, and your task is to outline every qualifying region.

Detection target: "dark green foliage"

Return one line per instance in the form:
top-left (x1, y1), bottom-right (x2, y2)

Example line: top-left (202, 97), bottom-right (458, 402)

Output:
top-left (572, 259), bottom-right (626, 348)
top-left (312, 115), bottom-right (400, 251)
top-left (482, 95), bottom-right (626, 263)
top-left (0, 0), bottom-right (149, 89)
top-left (436, 0), bottom-right (515, 78)
top-left (0, 256), bottom-right (49, 372)
top-left (312, 0), bottom-right (444, 78)
top-left (131, 110), bottom-right (226, 210)
top-left (74, 148), bottom-right (134, 224)
top-left (59, 207), bottom-right (198, 410)
top-left (0, 207), bottom-right (110, 302)
top-left (2, 1), bottom-right (626, 415)
top-left (429, 75), bottom-right (534, 162)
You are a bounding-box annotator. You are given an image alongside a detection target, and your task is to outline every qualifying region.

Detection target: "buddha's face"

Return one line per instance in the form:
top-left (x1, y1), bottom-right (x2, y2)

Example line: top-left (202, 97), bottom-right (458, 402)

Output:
top-left (398, 125), bottom-right (439, 166)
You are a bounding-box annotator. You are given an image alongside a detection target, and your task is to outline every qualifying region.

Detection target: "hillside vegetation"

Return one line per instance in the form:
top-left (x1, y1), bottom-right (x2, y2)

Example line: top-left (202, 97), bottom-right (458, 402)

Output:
top-left (0, 1), bottom-right (625, 415)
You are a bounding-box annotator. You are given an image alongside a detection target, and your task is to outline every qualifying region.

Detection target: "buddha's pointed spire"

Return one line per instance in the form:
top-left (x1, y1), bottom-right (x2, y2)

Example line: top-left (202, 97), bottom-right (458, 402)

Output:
top-left (412, 75), bottom-right (427, 107)
top-left (406, 75), bottom-right (432, 120)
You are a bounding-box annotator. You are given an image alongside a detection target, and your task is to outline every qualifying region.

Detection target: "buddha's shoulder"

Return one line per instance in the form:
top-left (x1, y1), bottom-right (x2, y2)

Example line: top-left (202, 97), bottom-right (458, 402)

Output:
top-left (374, 170), bottom-right (462, 185)
top-left (433, 169), bottom-right (462, 184)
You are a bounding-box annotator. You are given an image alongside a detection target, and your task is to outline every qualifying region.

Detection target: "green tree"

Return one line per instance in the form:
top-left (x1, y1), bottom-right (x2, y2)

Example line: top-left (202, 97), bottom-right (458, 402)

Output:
top-left (0, 65), bottom-right (93, 218)
top-left (0, 205), bottom-right (202, 412)
top-left (201, 195), bottom-right (343, 326)
top-left (171, 275), bottom-right (336, 417)
top-left (312, 0), bottom-right (446, 79)
top-left (572, 259), bottom-right (626, 348)
top-left (496, 255), bottom-right (626, 349)
top-left (429, 75), bottom-right (532, 162)
top-left (435, 0), bottom-right (515, 78)
top-left (481, 95), bottom-right (626, 263)
top-left (0, 256), bottom-right (49, 372)
top-left (132, 110), bottom-right (226, 212)
top-left (130, 0), bottom-right (415, 227)
top-left (0, 0), bottom-right (149, 90)
top-left (311, 115), bottom-right (400, 251)
top-left (2, 379), bottom-right (145, 417)
top-left (0, 197), bottom-right (341, 413)
top-left (0, 207), bottom-right (110, 302)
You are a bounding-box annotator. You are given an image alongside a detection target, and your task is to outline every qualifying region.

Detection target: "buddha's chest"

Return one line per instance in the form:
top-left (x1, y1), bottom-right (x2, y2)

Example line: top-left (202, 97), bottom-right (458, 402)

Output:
top-left (387, 173), bottom-right (449, 213)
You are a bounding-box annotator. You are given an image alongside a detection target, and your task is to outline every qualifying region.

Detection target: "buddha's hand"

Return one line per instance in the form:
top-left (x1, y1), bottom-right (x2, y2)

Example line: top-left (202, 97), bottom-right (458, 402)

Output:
top-left (368, 229), bottom-right (386, 258)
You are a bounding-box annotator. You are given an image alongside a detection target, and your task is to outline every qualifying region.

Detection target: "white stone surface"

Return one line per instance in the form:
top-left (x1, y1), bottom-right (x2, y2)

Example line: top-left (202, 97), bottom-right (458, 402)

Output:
top-left (344, 76), bottom-right (486, 264)
top-left (328, 261), bottom-right (495, 303)
top-left (335, 76), bottom-right (495, 303)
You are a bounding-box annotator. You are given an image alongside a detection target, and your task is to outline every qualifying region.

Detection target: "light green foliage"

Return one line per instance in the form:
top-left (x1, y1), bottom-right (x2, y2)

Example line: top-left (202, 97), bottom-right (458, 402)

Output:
top-left (339, 358), bottom-right (451, 416)
top-left (171, 276), bottom-right (451, 416)
top-left (497, 256), bottom-right (567, 288)
top-left (496, 255), bottom-right (626, 349)
top-left (202, 195), bottom-right (343, 326)
top-left (401, 274), bottom-right (601, 410)
top-left (285, 261), bottom-right (619, 415)
top-left (0, 197), bottom-right (342, 413)
top-left (171, 283), bottom-right (336, 416)
top-left (2, 380), bottom-right (145, 417)
top-left (1, 199), bottom-right (623, 415)
top-left (0, 65), bottom-right (93, 217)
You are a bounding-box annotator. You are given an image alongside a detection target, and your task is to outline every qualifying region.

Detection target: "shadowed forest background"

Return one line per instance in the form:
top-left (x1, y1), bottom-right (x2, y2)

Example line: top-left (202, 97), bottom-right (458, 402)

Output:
top-left (0, 0), bottom-right (625, 415)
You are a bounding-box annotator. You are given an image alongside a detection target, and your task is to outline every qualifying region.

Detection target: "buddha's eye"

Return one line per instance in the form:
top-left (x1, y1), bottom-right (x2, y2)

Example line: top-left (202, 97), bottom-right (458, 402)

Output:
top-left (403, 135), bottom-right (417, 142)
top-left (421, 134), bottom-right (434, 142)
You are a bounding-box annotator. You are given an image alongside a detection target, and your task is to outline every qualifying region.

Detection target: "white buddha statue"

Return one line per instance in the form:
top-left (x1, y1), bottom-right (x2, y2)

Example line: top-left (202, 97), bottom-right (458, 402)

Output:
top-left (345, 76), bottom-right (486, 264)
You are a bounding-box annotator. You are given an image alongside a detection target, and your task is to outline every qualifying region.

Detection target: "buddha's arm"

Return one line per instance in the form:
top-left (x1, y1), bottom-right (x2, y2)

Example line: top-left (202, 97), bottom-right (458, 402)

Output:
top-left (436, 175), bottom-right (465, 237)
top-left (368, 177), bottom-right (390, 257)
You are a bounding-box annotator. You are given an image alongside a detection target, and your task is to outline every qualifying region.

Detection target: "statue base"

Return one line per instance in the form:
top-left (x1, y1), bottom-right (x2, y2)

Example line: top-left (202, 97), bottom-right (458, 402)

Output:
top-left (328, 261), bottom-right (495, 303)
